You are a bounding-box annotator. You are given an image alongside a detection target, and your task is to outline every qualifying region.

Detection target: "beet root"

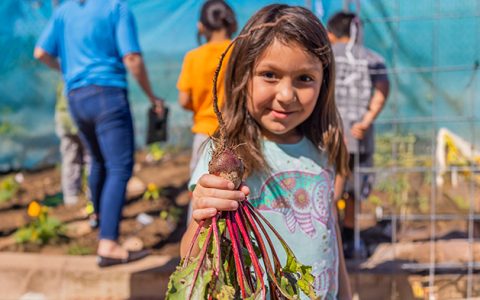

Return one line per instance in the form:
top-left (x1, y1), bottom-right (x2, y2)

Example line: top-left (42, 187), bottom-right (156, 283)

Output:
top-left (208, 147), bottom-right (244, 189)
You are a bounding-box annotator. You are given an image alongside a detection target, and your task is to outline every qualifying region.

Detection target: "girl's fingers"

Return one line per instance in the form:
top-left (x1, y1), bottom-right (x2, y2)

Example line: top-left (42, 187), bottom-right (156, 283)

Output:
top-left (238, 184), bottom-right (250, 196)
top-left (198, 174), bottom-right (235, 190)
top-left (196, 196), bottom-right (239, 211)
top-left (196, 187), bottom-right (246, 201)
top-left (192, 208), bottom-right (218, 222)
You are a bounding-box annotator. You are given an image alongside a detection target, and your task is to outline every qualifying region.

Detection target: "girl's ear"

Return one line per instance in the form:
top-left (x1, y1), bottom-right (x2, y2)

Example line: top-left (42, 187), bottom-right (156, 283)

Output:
top-left (197, 22), bottom-right (205, 35)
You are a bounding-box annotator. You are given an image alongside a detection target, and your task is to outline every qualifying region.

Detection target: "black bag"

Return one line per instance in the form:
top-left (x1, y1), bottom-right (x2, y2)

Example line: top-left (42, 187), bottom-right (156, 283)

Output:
top-left (146, 106), bottom-right (169, 144)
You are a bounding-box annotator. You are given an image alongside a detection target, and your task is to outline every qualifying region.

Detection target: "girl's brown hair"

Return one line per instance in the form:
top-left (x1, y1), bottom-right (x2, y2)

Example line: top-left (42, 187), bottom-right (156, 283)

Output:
top-left (215, 4), bottom-right (348, 176)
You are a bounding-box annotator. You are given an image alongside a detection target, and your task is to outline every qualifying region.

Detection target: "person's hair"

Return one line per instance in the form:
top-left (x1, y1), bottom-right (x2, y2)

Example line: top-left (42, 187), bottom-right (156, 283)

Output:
top-left (215, 4), bottom-right (348, 176)
top-left (326, 11), bottom-right (357, 38)
top-left (198, 0), bottom-right (237, 44)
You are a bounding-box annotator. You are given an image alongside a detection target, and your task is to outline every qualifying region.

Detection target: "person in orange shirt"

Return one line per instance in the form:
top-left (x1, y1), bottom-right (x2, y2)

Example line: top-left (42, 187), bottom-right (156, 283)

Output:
top-left (177, 0), bottom-right (237, 174)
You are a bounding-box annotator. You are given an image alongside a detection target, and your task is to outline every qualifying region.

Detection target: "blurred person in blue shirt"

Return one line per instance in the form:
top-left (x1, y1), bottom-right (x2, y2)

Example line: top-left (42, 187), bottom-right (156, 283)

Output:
top-left (34, 0), bottom-right (165, 267)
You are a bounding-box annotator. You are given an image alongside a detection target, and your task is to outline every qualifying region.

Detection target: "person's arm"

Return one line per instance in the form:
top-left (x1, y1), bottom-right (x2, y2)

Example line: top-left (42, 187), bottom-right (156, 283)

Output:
top-left (334, 174), bottom-right (352, 300)
top-left (334, 174), bottom-right (345, 203)
top-left (177, 51), bottom-right (193, 111)
top-left (33, 47), bottom-right (60, 71)
top-left (180, 174), bottom-right (249, 257)
top-left (351, 80), bottom-right (389, 139)
top-left (333, 175), bottom-right (352, 300)
top-left (123, 53), bottom-right (165, 116)
top-left (178, 90), bottom-right (193, 111)
top-left (335, 215), bottom-right (353, 300)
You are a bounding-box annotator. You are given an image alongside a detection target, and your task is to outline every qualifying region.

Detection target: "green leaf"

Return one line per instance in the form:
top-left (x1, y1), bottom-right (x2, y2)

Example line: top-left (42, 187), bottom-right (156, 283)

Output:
top-left (166, 256), bottom-right (214, 299)
top-left (217, 219), bottom-right (226, 235)
top-left (215, 285), bottom-right (235, 300)
top-left (198, 227), bottom-right (208, 249)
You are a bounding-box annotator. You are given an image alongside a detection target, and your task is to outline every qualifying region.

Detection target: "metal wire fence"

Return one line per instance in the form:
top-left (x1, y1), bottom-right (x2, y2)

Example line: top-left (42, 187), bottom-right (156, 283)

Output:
top-left (341, 0), bottom-right (480, 298)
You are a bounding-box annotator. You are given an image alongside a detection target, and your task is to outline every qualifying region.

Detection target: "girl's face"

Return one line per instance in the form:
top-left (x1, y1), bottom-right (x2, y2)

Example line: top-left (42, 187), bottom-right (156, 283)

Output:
top-left (247, 39), bottom-right (323, 144)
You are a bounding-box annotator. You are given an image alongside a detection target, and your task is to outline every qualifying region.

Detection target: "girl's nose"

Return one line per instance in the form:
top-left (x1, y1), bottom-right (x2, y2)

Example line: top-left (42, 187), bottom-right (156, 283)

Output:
top-left (276, 78), bottom-right (296, 104)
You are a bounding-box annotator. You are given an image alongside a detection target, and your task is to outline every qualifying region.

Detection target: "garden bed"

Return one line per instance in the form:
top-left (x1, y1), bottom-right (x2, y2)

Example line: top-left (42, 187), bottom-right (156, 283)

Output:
top-left (0, 149), bottom-right (192, 258)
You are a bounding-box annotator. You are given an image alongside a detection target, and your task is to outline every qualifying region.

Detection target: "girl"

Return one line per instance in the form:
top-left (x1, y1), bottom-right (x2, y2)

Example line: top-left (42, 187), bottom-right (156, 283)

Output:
top-left (181, 4), bottom-right (351, 299)
top-left (177, 0), bottom-right (237, 173)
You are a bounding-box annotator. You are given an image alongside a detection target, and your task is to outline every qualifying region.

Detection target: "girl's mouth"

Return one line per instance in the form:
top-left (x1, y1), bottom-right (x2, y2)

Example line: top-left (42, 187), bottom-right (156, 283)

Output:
top-left (270, 109), bottom-right (293, 119)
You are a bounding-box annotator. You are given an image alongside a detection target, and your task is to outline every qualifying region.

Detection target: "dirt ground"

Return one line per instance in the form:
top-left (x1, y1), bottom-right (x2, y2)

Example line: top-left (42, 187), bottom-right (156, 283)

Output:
top-left (0, 149), bottom-right (192, 257)
top-left (1, 148), bottom-right (479, 267)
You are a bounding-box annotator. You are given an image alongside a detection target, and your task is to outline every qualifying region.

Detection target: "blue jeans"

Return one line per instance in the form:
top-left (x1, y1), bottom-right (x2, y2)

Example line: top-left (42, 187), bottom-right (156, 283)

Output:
top-left (68, 85), bottom-right (134, 241)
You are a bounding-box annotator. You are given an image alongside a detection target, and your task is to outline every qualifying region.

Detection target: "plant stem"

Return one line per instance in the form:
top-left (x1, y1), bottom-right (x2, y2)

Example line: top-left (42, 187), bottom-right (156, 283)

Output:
top-left (226, 212), bottom-right (247, 298)
top-left (212, 41), bottom-right (236, 143)
top-left (245, 204), bottom-right (283, 271)
top-left (234, 208), bottom-right (266, 298)
top-left (183, 219), bottom-right (205, 268)
top-left (208, 214), bottom-right (221, 298)
top-left (231, 212), bottom-right (254, 292)
top-left (186, 224), bottom-right (212, 300)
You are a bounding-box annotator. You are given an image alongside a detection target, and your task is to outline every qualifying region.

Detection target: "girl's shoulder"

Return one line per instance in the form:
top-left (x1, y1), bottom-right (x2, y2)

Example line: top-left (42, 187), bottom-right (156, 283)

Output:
top-left (262, 137), bottom-right (332, 172)
top-left (263, 136), bottom-right (322, 157)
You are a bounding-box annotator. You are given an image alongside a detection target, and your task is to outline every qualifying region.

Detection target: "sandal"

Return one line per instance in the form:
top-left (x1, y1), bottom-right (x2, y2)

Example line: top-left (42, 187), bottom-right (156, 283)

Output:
top-left (97, 249), bottom-right (150, 268)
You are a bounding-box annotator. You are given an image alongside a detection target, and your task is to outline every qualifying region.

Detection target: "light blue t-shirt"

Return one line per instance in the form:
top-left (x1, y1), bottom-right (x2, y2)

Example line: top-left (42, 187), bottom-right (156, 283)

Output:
top-left (36, 0), bottom-right (141, 92)
top-left (190, 137), bottom-right (339, 299)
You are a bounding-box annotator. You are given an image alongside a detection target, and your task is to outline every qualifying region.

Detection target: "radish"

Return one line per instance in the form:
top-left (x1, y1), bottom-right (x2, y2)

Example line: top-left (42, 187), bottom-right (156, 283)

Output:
top-left (166, 41), bottom-right (318, 300)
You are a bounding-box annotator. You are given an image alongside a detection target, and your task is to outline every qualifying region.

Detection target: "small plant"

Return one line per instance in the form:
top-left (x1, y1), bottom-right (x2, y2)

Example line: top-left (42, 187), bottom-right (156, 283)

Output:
top-left (0, 175), bottom-right (21, 203)
top-left (160, 206), bottom-right (183, 223)
top-left (67, 244), bottom-right (94, 255)
top-left (451, 195), bottom-right (469, 211)
top-left (15, 201), bottom-right (65, 245)
top-left (147, 142), bottom-right (166, 162)
top-left (373, 133), bottom-right (432, 211)
top-left (368, 194), bottom-right (382, 207)
top-left (42, 193), bottom-right (63, 207)
top-left (0, 121), bottom-right (23, 136)
top-left (143, 183), bottom-right (162, 201)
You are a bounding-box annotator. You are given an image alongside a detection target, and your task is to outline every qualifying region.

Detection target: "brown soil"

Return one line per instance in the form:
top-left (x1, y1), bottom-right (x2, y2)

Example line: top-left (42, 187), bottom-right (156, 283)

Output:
top-left (0, 150), bottom-right (192, 257)
top-left (1, 148), bottom-right (479, 264)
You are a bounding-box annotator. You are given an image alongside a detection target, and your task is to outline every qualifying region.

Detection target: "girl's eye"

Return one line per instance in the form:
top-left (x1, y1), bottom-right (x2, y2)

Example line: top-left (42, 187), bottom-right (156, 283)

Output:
top-left (261, 72), bottom-right (276, 79)
top-left (299, 75), bottom-right (314, 82)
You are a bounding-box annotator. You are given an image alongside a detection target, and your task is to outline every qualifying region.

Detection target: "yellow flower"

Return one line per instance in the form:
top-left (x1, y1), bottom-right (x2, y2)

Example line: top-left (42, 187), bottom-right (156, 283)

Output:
top-left (85, 202), bottom-right (94, 215)
top-left (147, 183), bottom-right (157, 192)
top-left (337, 199), bottom-right (346, 211)
top-left (27, 201), bottom-right (41, 218)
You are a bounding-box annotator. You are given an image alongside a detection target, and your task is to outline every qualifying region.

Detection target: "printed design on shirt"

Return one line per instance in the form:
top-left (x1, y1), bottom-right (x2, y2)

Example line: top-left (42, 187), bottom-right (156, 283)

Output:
top-left (311, 257), bottom-right (338, 299)
top-left (314, 215), bottom-right (339, 299)
top-left (249, 170), bottom-right (334, 237)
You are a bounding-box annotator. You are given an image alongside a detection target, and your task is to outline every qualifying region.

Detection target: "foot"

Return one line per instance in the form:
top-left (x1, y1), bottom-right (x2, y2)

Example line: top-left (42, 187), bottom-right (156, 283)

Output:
top-left (96, 239), bottom-right (150, 267)
top-left (97, 239), bottom-right (129, 259)
top-left (97, 249), bottom-right (150, 268)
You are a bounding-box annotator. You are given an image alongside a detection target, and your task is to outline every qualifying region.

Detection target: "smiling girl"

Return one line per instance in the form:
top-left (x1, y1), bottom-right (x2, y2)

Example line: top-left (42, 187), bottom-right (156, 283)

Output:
top-left (181, 4), bottom-right (351, 299)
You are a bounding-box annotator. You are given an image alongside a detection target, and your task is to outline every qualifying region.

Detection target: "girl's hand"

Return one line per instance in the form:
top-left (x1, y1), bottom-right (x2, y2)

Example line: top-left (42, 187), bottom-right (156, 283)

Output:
top-left (191, 174), bottom-right (249, 222)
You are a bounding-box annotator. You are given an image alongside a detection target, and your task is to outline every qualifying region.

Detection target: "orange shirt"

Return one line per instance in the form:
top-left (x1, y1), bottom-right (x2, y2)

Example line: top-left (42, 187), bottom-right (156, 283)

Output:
top-left (177, 40), bottom-right (231, 135)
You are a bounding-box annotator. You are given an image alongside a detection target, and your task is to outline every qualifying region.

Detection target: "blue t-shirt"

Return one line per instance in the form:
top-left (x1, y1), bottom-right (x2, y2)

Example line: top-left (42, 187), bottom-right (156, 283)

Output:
top-left (190, 137), bottom-right (339, 299)
top-left (36, 0), bottom-right (141, 91)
